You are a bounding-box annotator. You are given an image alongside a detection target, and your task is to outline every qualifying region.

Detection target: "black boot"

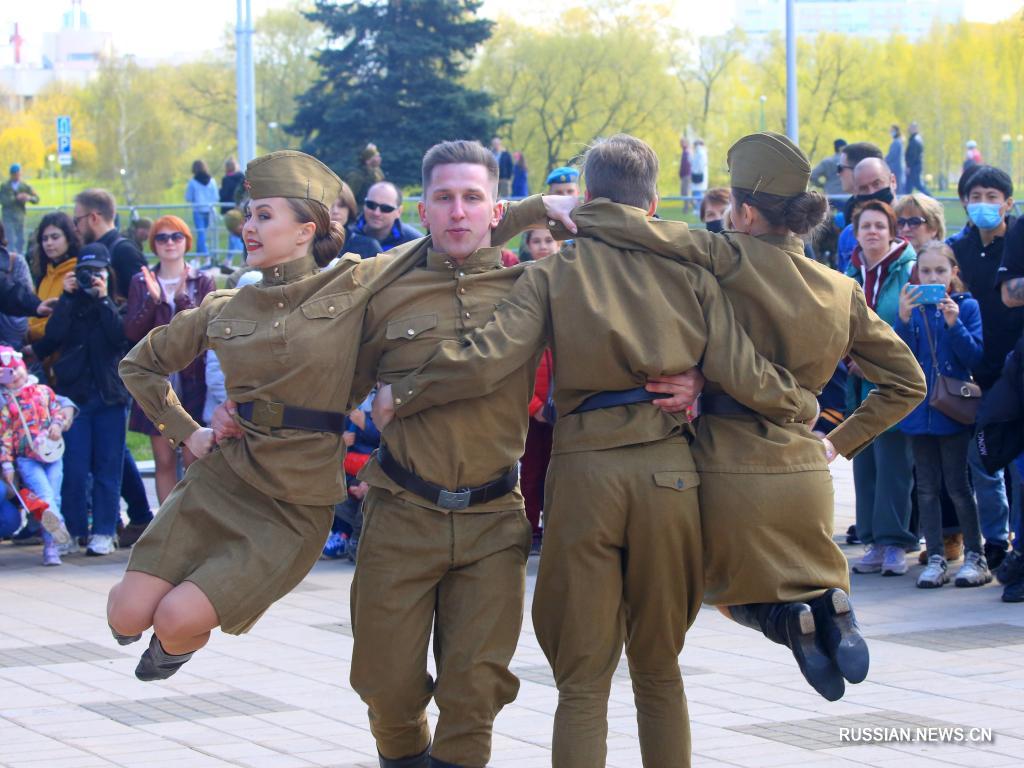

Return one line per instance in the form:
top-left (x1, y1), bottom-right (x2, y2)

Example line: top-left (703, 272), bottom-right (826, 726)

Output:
top-left (135, 635), bottom-right (194, 682)
top-left (379, 747), bottom-right (430, 768)
top-left (809, 588), bottom-right (869, 684)
top-left (428, 756), bottom-right (467, 768)
top-left (109, 624), bottom-right (141, 646)
top-left (728, 602), bottom-right (845, 701)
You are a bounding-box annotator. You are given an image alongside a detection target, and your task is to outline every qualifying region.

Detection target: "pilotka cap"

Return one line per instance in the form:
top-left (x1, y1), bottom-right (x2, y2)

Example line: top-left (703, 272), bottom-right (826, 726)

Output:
top-left (728, 132), bottom-right (810, 197)
top-left (244, 150), bottom-right (342, 206)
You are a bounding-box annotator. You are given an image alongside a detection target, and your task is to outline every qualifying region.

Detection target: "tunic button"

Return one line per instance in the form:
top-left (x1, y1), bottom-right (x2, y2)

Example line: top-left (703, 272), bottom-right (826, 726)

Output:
top-left (328, 305), bottom-right (335, 313)
top-left (458, 271), bottom-right (465, 277)
top-left (273, 321), bottom-right (280, 328)
top-left (224, 328), bottom-right (231, 335)
top-left (277, 302), bottom-right (284, 309)
top-left (407, 329), bottom-right (415, 336)
top-left (676, 479), bottom-right (685, 489)
top-left (459, 288), bottom-right (466, 295)
top-left (158, 423), bottom-right (165, 431)
top-left (395, 397), bottom-right (403, 405)
top-left (464, 311), bottom-right (471, 319)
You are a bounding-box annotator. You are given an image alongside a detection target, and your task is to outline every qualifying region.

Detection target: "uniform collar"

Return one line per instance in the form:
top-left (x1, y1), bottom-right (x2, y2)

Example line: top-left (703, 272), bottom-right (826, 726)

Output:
top-left (426, 246), bottom-right (502, 273)
top-left (260, 253), bottom-right (316, 286)
top-left (755, 232), bottom-right (806, 256)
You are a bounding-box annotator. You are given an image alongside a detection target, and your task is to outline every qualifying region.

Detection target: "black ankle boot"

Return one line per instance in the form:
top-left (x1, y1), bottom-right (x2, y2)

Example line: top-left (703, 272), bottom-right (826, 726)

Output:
top-left (809, 588), bottom-right (869, 684)
top-left (729, 602), bottom-right (845, 701)
top-left (428, 756), bottom-right (466, 768)
top-left (379, 747), bottom-right (430, 768)
top-left (110, 624), bottom-right (141, 646)
top-left (135, 635), bottom-right (194, 682)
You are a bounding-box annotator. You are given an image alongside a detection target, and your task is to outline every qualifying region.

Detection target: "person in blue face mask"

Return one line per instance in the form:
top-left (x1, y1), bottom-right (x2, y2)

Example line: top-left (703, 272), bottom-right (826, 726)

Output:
top-left (949, 165), bottom-right (1021, 574)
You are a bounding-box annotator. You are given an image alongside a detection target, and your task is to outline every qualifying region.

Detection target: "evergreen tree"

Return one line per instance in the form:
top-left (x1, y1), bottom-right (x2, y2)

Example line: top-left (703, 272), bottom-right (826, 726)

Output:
top-left (291, 0), bottom-right (499, 189)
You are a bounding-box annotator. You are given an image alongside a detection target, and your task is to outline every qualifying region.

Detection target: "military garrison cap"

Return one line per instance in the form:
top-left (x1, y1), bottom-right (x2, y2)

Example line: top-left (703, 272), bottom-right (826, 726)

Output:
top-left (727, 132), bottom-right (810, 197)
top-left (244, 150), bottom-right (342, 206)
top-left (546, 166), bottom-right (579, 185)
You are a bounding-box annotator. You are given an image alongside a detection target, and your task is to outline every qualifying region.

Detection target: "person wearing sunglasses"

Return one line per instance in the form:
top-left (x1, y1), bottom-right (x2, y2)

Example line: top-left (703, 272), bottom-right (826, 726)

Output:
top-left (124, 216), bottom-right (215, 506)
top-left (352, 181), bottom-right (422, 251)
top-left (894, 193), bottom-right (945, 252)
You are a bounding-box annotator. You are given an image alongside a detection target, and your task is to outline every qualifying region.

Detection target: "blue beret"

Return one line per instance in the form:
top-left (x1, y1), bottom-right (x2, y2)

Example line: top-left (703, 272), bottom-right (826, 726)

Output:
top-left (9, 163), bottom-right (20, 174)
top-left (546, 166), bottom-right (579, 186)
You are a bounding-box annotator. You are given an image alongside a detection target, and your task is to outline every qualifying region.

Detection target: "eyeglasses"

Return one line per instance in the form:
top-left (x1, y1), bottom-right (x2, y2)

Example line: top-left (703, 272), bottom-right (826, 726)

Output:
top-left (0, 349), bottom-right (23, 366)
top-left (154, 232), bottom-right (186, 244)
top-left (896, 217), bottom-right (927, 229)
top-left (73, 213), bottom-right (91, 226)
top-left (364, 200), bottom-right (397, 214)
top-left (838, 164), bottom-right (854, 173)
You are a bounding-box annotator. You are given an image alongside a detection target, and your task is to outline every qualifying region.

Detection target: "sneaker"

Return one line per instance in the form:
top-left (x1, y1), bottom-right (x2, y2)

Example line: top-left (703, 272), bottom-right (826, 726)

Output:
top-left (916, 555), bottom-right (949, 588)
top-left (40, 509), bottom-right (71, 546)
top-left (41, 542), bottom-right (62, 567)
top-left (845, 524), bottom-right (861, 545)
top-left (955, 551), bottom-right (993, 588)
top-left (58, 538), bottom-right (80, 555)
top-left (881, 546), bottom-right (908, 576)
top-left (852, 544), bottom-right (884, 574)
top-left (321, 531), bottom-right (346, 559)
top-left (118, 521), bottom-right (150, 548)
top-left (995, 549), bottom-right (1024, 586)
top-left (984, 540), bottom-right (1009, 572)
top-left (1002, 574), bottom-right (1024, 603)
top-left (85, 534), bottom-right (116, 557)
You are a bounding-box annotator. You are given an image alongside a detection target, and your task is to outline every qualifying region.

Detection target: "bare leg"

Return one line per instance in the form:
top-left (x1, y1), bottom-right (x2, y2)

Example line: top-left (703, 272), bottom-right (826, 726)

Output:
top-left (107, 571), bottom-right (175, 637)
top-left (151, 437), bottom-right (178, 505)
top-left (152, 581), bottom-right (220, 655)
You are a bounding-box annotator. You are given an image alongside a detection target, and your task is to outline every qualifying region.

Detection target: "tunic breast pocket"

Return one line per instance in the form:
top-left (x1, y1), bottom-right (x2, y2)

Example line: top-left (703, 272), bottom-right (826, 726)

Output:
top-left (293, 291), bottom-right (363, 369)
top-left (383, 313), bottom-right (442, 373)
top-left (208, 319), bottom-right (258, 347)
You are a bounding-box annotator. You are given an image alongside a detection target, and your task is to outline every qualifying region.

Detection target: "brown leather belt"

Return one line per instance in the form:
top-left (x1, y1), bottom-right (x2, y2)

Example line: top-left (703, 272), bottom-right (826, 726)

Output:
top-left (236, 400), bottom-right (348, 433)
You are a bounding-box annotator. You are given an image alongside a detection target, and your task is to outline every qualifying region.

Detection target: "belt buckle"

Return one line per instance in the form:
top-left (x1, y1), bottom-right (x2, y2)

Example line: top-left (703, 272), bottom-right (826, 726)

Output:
top-left (253, 400), bottom-right (284, 428)
top-left (437, 488), bottom-right (472, 510)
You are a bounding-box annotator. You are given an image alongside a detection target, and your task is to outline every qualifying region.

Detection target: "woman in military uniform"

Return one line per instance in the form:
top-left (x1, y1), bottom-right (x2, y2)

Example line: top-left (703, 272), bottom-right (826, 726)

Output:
top-left (542, 133), bottom-right (926, 701)
top-left (106, 151), bottom-right (392, 681)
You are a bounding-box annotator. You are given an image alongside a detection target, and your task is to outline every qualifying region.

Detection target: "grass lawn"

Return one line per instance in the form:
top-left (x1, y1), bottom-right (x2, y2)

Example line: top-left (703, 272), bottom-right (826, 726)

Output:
top-left (126, 431), bottom-right (153, 463)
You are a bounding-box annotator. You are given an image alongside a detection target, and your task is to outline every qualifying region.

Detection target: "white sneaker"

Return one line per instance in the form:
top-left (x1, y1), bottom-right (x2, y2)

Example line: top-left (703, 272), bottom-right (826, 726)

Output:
top-left (58, 538), bottom-right (80, 555)
top-left (852, 544), bottom-right (884, 574)
top-left (86, 534), bottom-right (116, 557)
top-left (881, 545), bottom-right (908, 576)
top-left (955, 551), bottom-right (993, 588)
top-left (916, 554), bottom-right (948, 588)
top-left (41, 509), bottom-right (71, 546)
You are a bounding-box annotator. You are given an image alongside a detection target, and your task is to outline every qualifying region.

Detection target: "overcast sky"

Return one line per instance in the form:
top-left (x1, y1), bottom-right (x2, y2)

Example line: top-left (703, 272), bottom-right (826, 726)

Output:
top-left (2, 0), bottom-right (1023, 65)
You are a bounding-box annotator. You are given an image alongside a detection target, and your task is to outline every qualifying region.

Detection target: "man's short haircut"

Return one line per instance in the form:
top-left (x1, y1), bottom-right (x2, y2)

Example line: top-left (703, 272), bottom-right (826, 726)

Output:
top-left (583, 133), bottom-right (659, 209)
top-left (225, 158), bottom-right (238, 173)
top-left (133, 217), bottom-right (153, 229)
top-left (834, 138), bottom-right (847, 154)
top-left (75, 188), bottom-right (116, 222)
top-left (421, 140), bottom-right (499, 193)
top-left (841, 142), bottom-right (883, 166)
top-left (961, 165), bottom-right (1013, 199)
top-left (367, 180), bottom-right (403, 207)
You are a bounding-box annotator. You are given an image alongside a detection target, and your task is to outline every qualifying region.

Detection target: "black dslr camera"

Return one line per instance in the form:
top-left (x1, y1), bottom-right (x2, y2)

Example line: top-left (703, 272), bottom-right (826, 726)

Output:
top-left (74, 265), bottom-right (104, 299)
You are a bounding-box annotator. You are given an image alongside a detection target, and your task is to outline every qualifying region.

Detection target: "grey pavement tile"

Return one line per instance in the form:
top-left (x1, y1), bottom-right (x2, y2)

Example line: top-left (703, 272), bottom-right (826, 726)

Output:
top-left (312, 621), bottom-right (352, 637)
top-left (288, 581), bottom-right (333, 594)
top-left (728, 708), bottom-right (984, 751)
top-left (0, 642), bottom-right (128, 669)
top-left (80, 691), bottom-right (300, 726)
top-left (61, 550), bottom-right (132, 567)
top-left (871, 622), bottom-right (1024, 651)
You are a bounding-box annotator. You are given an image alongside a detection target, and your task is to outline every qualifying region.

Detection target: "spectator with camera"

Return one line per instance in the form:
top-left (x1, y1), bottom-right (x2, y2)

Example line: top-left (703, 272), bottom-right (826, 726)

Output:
top-left (72, 189), bottom-right (147, 303)
top-left (125, 216), bottom-right (215, 504)
top-left (27, 243), bottom-right (129, 556)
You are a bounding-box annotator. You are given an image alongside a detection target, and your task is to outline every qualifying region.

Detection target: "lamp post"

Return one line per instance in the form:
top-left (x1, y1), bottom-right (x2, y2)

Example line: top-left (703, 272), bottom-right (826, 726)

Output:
top-left (759, 95), bottom-right (767, 131)
top-left (785, 0), bottom-right (798, 144)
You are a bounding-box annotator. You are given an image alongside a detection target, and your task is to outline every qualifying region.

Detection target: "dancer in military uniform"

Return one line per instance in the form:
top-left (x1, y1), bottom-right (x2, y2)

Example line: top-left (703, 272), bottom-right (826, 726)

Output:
top-left (539, 131), bottom-right (927, 701)
top-left (374, 135), bottom-right (822, 768)
top-left (106, 151), bottom-right (409, 681)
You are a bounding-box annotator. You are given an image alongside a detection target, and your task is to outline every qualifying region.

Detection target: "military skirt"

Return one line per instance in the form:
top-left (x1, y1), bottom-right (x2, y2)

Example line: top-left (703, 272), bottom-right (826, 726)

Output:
top-left (700, 470), bottom-right (850, 606)
top-left (127, 448), bottom-right (333, 634)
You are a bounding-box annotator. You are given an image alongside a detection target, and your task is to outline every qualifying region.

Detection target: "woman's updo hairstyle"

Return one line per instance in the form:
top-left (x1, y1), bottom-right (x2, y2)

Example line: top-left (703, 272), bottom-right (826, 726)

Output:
top-left (286, 198), bottom-right (347, 267)
top-left (730, 187), bottom-right (829, 235)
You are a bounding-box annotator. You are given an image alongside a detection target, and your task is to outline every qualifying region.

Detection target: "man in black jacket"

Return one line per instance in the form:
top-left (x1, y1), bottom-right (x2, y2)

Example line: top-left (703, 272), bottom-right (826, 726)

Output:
top-left (72, 188), bottom-right (147, 302)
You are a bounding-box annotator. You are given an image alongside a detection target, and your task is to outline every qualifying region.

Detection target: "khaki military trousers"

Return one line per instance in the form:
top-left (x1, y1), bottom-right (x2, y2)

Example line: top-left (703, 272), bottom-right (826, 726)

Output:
top-left (532, 437), bottom-right (703, 768)
top-left (350, 487), bottom-right (531, 767)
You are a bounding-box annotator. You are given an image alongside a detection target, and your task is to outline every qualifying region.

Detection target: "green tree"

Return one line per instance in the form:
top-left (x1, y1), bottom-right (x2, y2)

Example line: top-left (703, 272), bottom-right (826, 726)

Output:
top-left (291, 0), bottom-right (500, 188)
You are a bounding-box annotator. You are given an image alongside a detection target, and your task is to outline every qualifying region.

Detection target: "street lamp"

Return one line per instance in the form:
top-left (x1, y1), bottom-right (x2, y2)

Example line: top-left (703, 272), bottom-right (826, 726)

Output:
top-left (759, 95), bottom-right (767, 131)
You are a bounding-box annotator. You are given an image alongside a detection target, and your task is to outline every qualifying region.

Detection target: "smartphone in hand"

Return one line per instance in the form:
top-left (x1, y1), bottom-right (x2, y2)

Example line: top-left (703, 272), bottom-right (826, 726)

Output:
top-left (915, 284), bottom-right (947, 305)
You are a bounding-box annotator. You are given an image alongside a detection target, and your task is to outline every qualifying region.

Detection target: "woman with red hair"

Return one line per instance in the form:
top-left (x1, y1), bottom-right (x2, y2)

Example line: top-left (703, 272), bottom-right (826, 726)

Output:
top-left (124, 215), bottom-right (215, 502)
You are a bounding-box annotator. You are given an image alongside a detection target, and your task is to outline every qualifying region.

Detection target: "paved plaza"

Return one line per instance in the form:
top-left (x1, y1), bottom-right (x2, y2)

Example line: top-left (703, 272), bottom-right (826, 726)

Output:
top-left (1, 458), bottom-right (1022, 768)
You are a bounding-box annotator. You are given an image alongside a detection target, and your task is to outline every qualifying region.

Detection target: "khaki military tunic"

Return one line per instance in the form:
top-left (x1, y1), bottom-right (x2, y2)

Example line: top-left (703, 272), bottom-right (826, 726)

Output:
top-left (347, 237), bottom-right (540, 766)
top-left (560, 200), bottom-right (927, 604)
top-left (119, 252), bottom-right (405, 633)
top-left (390, 233), bottom-right (818, 768)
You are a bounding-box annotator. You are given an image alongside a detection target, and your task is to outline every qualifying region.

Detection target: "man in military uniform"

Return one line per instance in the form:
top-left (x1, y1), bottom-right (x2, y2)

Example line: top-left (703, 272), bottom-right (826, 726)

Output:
top-left (0, 163), bottom-right (40, 255)
top-left (374, 134), bottom-right (822, 768)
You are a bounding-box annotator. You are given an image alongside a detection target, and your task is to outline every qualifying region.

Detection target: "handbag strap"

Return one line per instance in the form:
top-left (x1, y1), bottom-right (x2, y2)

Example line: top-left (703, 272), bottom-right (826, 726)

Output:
top-left (918, 306), bottom-right (941, 374)
top-left (4, 390), bottom-right (35, 452)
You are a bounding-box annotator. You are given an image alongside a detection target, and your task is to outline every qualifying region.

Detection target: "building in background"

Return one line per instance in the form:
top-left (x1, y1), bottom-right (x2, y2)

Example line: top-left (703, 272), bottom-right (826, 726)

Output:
top-left (736, 0), bottom-right (965, 40)
top-left (1, 1), bottom-right (113, 110)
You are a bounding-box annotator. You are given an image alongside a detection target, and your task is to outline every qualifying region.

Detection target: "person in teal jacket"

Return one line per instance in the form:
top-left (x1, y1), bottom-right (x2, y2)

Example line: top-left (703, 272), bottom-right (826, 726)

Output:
top-left (844, 200), bottom-right (919, 577)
